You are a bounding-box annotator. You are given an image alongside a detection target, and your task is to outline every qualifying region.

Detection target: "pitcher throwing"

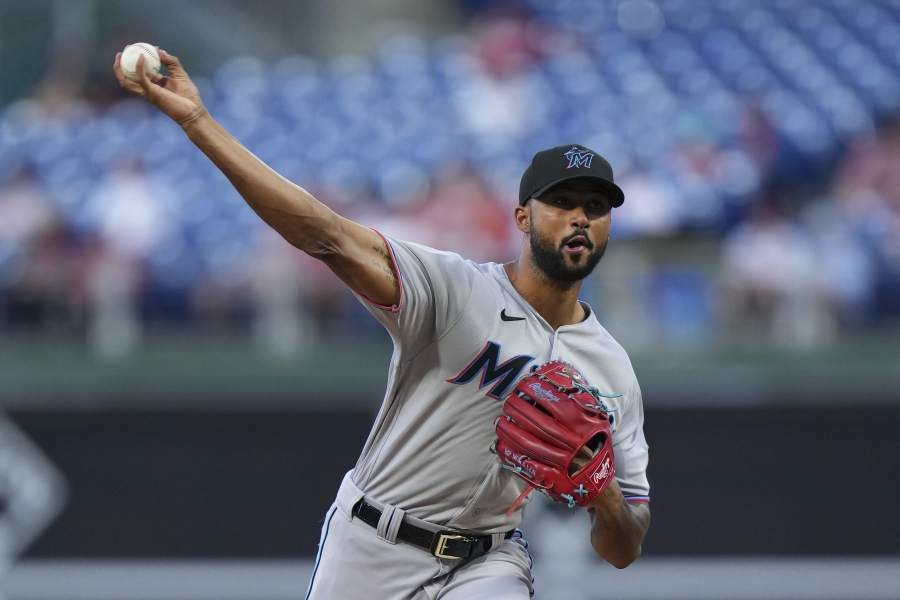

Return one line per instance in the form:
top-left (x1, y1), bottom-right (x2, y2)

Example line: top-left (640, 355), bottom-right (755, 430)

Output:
top-left (115, 48), bottom-right (651, 600)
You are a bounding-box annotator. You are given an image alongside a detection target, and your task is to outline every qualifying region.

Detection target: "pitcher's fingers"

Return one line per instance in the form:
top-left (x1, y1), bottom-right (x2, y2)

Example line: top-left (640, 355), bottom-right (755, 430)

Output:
top-left (135, 55), bottom-right (155, 95)
top-left (157, 49), bottom-right (184, 74)
top-left (113, 52), bottom-right (145, 95)
top-left (112, 52), bottom-right (128, 83)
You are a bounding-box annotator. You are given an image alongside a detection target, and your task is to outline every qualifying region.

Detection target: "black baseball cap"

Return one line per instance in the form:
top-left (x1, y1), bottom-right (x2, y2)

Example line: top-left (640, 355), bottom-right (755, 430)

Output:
top-left (519, 144), bottom-right (625, 207)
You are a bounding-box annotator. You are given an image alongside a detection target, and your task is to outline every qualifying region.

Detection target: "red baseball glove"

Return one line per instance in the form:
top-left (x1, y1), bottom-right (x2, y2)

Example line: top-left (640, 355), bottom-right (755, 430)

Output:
top-left (495, 360), bottom-right (615, 511)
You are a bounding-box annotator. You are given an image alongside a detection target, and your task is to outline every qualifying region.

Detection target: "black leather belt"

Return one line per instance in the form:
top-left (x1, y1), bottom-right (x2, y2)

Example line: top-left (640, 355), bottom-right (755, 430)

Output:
top-left (351, 498), bottom-right (512, 561)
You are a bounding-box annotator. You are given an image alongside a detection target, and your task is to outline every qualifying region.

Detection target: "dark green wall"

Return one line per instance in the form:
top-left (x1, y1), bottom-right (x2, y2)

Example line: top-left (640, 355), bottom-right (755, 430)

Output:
top-left (12, 405), bottom-right (900, 557)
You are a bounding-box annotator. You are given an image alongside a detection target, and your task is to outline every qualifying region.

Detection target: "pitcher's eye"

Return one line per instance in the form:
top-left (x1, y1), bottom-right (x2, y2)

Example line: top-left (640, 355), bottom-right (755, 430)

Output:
top-left (588, 199), bottom-right (610, 214)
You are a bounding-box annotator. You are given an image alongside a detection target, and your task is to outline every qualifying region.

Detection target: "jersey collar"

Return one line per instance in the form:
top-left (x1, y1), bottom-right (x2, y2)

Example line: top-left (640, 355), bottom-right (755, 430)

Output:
top-left (494, 263), bottom-right (598, 333)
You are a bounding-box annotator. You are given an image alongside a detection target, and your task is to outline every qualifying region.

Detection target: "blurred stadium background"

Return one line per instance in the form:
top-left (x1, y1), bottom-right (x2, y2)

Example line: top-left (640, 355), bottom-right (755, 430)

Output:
top-left (1, 0), bottom-right (899, 598)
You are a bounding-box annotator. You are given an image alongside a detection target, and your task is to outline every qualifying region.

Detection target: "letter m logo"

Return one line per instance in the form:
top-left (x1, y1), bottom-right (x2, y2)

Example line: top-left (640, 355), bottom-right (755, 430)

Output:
top-left (446, 341), bottom-right (533, 400)
top-left (564, 146), bottom-right (594, 169)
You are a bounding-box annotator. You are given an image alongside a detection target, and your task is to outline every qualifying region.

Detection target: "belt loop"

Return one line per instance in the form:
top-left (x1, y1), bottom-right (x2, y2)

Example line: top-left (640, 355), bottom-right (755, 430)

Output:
top-left (376, 503), bottom-right (400, 543)
top-left (335, 471), bottom-right (365, 519)
top-left (490, 532), bottom-right (505, 550)
top-left (386, 506), bottom-right (405, 544)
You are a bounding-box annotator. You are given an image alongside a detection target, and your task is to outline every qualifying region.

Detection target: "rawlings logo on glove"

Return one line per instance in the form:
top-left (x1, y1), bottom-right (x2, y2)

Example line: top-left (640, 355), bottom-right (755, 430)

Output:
top-left (494, 360), bottom-right (615, 511)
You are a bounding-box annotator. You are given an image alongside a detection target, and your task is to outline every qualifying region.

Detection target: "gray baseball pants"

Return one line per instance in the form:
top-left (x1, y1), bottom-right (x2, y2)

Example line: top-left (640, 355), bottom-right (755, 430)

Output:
top-left (305, 471), bottom-right (534, 600)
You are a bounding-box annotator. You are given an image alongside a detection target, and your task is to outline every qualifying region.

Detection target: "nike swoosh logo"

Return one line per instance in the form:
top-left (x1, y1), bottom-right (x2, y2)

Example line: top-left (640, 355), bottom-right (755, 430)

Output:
top-left (500, 309), bottom-right (526, 322)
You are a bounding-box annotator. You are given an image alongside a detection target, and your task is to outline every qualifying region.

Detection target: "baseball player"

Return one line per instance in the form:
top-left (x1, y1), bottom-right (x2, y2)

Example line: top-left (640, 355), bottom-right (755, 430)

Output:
top-left (115, 49), bottom-right (650, 599)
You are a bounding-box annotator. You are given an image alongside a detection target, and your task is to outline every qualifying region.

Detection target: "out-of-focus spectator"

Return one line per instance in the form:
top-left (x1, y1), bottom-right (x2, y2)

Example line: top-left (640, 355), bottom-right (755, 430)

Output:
top-left (0, 164), bottom-right (71, 330)
top-left (85, 242), bottom-right (142, 359)
top-left (249, 230), bottom-right (314, 358)
top-left (720, 196), bottom-right (831, 347)
top-left (804, 201), bottom-right (875, 325)
top-left (0, 164), bottom-right (57, 247)
top-left (88, 157), bottom-right (171, 261)
top-left (413, 164), bottom-right (514, 261)
top-left (2, 227), bottom-right (74, 333)
top-left (613, 168), bottom-right (681, 236)
top-left (835, 116), bottom-right (900, 213)
top-left (82, 157), bottom-right (170, 357)
top-left (833, 115), bottom-right (900, 316)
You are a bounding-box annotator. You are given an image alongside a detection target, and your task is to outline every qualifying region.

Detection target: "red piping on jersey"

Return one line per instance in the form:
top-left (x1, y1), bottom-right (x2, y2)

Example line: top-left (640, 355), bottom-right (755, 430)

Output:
top-left (359, 229), bottom-right (403, 313)
top-left (624, 496), bottom-right (650, 504)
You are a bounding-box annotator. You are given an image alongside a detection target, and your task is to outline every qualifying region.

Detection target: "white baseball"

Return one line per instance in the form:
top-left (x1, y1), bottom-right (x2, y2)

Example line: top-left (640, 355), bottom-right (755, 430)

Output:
top-left (121, 43), bottom-right (161, 81)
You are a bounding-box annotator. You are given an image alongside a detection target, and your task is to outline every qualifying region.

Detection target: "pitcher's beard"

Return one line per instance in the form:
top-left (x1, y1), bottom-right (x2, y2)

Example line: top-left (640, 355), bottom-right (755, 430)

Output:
top-left (529, 228), bottom-right (607, 283)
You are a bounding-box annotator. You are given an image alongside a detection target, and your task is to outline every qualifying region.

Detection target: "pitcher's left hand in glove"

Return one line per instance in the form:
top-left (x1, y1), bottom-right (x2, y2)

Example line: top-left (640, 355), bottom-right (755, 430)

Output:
top-left (495, 360), bottom-right (615, 511)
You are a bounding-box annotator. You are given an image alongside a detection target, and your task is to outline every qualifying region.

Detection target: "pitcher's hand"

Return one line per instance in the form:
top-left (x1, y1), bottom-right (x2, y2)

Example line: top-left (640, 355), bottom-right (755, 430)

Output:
top-left (114, 48), bottom-right (207, 128)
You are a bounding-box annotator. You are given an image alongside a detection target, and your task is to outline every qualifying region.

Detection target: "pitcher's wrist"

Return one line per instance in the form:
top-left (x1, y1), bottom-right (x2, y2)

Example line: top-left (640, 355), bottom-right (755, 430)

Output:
top-left (178, 106), bottom-right (209, 131)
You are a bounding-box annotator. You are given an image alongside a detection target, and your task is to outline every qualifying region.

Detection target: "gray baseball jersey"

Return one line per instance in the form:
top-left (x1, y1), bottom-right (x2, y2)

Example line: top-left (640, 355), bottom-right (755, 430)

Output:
top-left (350, 233), bottom-right (651, 533)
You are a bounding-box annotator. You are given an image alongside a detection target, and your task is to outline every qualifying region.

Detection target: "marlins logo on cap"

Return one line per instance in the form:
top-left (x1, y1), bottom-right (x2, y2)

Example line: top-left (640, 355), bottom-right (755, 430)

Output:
top-left (564, 146), bottom-right (594, 169)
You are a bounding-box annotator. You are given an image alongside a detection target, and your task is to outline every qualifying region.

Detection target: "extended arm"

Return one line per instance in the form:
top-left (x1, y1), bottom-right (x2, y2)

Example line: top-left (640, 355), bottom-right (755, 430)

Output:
top-left (113, 49), bottom-right (398, 307)
top-left (587, 478), bottom-right (651, 568)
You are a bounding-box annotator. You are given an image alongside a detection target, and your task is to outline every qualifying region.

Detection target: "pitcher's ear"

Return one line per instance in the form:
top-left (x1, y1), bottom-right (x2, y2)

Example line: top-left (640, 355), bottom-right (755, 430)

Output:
top-left (514, 203), bottom-right (530, 233)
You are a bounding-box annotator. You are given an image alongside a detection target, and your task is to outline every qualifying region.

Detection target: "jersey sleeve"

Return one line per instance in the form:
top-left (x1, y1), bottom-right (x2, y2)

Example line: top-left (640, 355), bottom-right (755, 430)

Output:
top-left (354, 232), bottom-right (478, 357)
top-left (613, 379), bottom-right (651, 503)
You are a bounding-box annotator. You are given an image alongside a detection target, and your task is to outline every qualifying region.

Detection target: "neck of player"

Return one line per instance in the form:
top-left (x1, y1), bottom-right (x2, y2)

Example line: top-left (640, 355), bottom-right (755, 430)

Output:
top-left (504, 259), bottom-right (586, 330)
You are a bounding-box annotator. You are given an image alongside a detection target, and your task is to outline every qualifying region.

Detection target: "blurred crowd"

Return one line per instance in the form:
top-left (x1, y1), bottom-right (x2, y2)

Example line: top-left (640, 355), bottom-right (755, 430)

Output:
top-left (720, 116), bottom-right (900, 346)
top-left (1, 0), bottom-right (899, 355)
